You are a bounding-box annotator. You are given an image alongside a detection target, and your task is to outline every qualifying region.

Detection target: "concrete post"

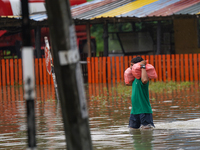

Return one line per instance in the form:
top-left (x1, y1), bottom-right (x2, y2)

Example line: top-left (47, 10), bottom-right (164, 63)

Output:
top-left (45, 0), bottom-right (93, 149)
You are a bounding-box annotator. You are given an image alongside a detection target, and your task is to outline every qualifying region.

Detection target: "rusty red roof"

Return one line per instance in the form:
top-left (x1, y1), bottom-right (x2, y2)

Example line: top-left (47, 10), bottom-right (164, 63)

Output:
top-left (71, 0), bottom-right (200, 20)
top-left (71, 0), bottom-right (119, 17)
top-left (149, 0), bottom-right (200, 16)
top-left (2, 0), bottom-right (200, 25)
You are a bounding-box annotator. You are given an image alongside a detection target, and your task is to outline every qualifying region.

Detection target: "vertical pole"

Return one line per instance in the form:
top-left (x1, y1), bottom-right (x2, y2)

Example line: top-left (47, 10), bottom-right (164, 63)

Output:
top-left (112, 57), bottom-right (115, 83)
top-left (107, 57), bottom-right (111, 83)
top-left (103, 21), bottom-right (109, 57)
top-left (176, 54), bottom-right (180, 82)
top-left (21, 0), bottom-right (36, 149)
top-left (189, 54), bottom-right (193, 81)
top-left (162, 55), bottom-right (166, 82)
top-left (10, 59), bottom-right (14, 86)
top-left (2, 60), bottom-right (6, 86)
top-left (184, 54), bottom-right (189, 81)
top-left (150, 55), bottom-right (155, 82)
top-left (155, 55), bottom-right (159, 81)
top-left (14, 59), bottom-right (18, 85)
top-left (45, 0), bottom-right (93, 150)
top-left (132, 22), bottom-right (136, 32)
top-left (171, 54), bottom-right (175, 81)
top-left (167, 54), bottom-right (171, 81)
top-left (120, 56), bottom-right (124, 82)
top-left (156, 21), bottom-right (161, 55)
top-left (180, 54), bottom-right (184, 81)
top-left (116, 57), bottom-right (120, 83)
top-left (15, 40), bottom-right (22, 58)
top-left (86, 22), bottom-right (91, 57)
top-left (35, 26), bottom-right (42, 58)
top-left (18, 59), bottom-right (23, 85)
top-left (6, 59), bottom-right (10, 85)
top-left (103, 57), bottom-right (106, 83)
top-left (99, 57), bottom-right (102, 83)
top-left (91, 57), bottom-right (95, 83)
top-left (124, 56), bottom-right (128, 70)
top-left (95, 57), bottom-right (98, 83)
top-left (158, 55), bottom-right (162, 81)
top-left (198, 54), bottom-right (200, 81)
top-left (87, 57), bottom-right (91, 83)
top-left (193, 54), bottom-right (198, 81)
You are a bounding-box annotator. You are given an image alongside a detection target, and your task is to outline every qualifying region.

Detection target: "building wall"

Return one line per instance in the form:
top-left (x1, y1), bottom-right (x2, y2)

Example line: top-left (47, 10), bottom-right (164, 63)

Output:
top-left (174, 18), bottom-right (200, 54)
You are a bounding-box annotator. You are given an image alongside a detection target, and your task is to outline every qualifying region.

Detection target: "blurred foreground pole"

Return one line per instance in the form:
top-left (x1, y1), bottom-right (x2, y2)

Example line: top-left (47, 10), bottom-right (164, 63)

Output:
top-left (21, 0), bottom-right (36, 149)
top-left (45, 1), bottom-right (93, 150)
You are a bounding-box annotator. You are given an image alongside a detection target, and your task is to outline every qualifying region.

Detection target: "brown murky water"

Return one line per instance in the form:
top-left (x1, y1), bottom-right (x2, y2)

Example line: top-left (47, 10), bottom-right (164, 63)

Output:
top-left (0, 82), bottom-right (200, 149)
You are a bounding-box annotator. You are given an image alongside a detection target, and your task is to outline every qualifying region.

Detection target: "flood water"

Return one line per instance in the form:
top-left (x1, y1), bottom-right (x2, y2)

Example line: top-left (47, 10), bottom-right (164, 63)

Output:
top-left (0, 82), bottom-right (200, 149)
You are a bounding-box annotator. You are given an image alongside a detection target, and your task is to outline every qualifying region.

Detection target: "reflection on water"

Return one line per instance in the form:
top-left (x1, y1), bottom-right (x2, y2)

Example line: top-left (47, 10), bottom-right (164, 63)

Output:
top-left (129, 129), bottom-right (154, 150)
top-left (0, 82), bottom-right (200, 149)
top-left (0, 85), bottom-right (64, 149)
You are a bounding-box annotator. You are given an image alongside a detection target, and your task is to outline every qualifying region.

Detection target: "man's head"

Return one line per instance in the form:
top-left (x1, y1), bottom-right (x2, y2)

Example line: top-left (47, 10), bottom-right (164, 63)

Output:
top-left (130, 56), bottom-right (144, 69)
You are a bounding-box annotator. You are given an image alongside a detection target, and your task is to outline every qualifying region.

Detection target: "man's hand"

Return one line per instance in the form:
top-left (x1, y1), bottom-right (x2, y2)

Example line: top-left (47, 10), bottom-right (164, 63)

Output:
top-left (140, 60), bottom-right (146, 66)
top-left (140, 60), bottom-right (148, 84)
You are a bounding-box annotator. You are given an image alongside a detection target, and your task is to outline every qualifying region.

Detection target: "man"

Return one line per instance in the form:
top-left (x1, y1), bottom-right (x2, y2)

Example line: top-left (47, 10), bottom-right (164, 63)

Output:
top-left (126, 56), bottom-right (155, 130)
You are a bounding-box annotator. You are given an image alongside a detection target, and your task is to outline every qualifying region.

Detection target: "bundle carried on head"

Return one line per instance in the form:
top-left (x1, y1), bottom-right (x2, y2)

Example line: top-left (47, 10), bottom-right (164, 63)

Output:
top-left (132, 62), bottom-right (157, 79)
top-left (124, 60), bottom-right (157, 84)
top-left (124, 67), bottom-right (135, 84)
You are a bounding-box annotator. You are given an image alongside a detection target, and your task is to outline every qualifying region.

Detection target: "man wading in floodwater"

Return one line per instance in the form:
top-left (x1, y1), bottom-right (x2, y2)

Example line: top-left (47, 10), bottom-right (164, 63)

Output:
top-left (126, 56), bottom-right (155, 130)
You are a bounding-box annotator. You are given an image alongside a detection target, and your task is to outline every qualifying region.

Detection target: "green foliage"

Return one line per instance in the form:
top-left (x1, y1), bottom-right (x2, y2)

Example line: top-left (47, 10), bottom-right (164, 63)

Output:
top-left (4, 56), bottom-right (18, 59)
top-left (91, 23), bottom-right (133, 55)
top-left (91, 24), bottom-right (104, 55)
top-left (111, 83), bottom-right (132, 97)
top-left (87, 81), bottom-right (193, 104)
top-left (1, 50), bottom-right (18, 59)
top-left (109, 23), bottom-right (132, 32)
top-left (122, 23), bottom-right (132, 32)
top-left (90, 19), bottom-right (173, 55)
top-left (149, 81), bottom-right (193, 93)
top-left (111, 81), bottom-right (193, 96)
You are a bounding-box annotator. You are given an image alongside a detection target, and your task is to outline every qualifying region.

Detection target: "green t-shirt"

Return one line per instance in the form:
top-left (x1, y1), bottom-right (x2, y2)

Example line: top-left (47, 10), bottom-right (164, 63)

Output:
top-left (131, 78), bottom-right (152, 114)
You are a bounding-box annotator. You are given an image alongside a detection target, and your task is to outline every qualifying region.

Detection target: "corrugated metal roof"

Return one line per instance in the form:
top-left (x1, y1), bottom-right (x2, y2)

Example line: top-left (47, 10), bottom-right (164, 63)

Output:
top-left (149, 0), bottom-right (200, 16)
top-left (93, 0), bottom-right (158, 18)
top-left (72, 0), bottom-right (200, 20)
top-left (71, 0), bottom-right (105, 9)
top-left (5, 0), bottom-right (200, 23)
top-left (73, 0), bottom-right (133, 19)
top-left (175, 2), bottom-right (200, 14)
top-left (30, 13), bottom-right (47, 21)
top-left (71, 0), bottom-right (119, 17)
top-left (119, 0), bottom-right (181, 18)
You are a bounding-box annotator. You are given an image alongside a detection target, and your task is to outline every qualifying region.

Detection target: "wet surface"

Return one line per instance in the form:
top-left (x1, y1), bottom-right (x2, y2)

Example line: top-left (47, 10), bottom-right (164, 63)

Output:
top-left (0, 82), bottom-right (200, 149)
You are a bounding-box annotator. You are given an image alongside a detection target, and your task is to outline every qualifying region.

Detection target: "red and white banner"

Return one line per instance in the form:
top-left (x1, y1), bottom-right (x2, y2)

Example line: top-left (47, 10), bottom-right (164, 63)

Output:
top-left (44, 37), bottom-right (51, 75)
